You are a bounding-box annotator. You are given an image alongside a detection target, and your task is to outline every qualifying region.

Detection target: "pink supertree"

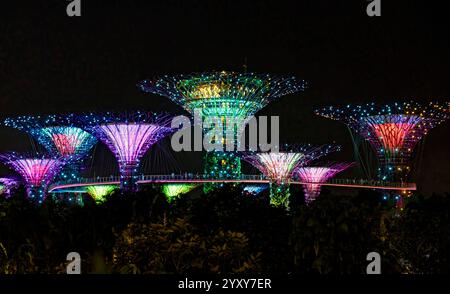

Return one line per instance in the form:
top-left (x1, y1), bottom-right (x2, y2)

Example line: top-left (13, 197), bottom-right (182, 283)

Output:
top-left (80, 112), bottom-right (174, 192)
top-left (0, 153), bottom-right (65, 203)
top-left (241, 144), bottom-right (340, 208)
top-left (295, 162), bottom-right (354, 204)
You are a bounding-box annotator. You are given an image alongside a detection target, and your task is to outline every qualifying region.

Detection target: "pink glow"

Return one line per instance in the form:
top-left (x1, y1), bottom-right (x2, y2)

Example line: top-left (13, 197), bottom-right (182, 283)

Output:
top-left (98, 123), bottom-right (171, 165)
top-left (12, 159), bottom-right (63, 186)
top-left (52, 134), bottom-right (80, 155)
top-left (245, 153), bottom-right (304, 182)
top-left (296, 164), bottom-right (353, 203)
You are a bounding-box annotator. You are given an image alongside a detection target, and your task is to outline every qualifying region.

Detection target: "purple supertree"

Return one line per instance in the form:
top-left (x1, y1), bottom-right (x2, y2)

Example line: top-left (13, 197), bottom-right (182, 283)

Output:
top-left (79, 111), bottom-right (174, 192)
top-left (0, 153), bottom-right (65, 203)
top-left (241, 144), bottom-right (340, 208)
top-left (295, 162), bottom-right (354, 204)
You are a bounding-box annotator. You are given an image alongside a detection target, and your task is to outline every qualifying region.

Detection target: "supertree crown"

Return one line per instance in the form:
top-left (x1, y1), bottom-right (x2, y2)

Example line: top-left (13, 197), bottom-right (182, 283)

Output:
top-left (0, 153), bottom-right (65, 203)
top-left (78, 111), bottom-right (175, 191)
top-left (79, 111), bottom-right (174, 167)
top-left (295, 162), bottom-right (354, 203)
top-left (3, 114), bottom-right (97, 160)
top-left (315, 101), bottom-right (449, 156)
top-left (241, 144), bottom-right (341, 182)
top-left (138, 71), bottom-right (307, 117)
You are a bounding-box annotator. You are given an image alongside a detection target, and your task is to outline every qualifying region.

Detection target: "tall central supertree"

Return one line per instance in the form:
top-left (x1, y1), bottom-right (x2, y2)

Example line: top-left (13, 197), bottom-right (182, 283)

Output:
top-left (79, 111), bottom-right (174, 192)
top-left (3, 114), bottom-right (97, 181)
top-left (315, 101), bottom-right (449, 183)
top-left (0, 153), bottom-right (65, 203)
top-left (241, 144), bottom-right (340, 208)
top-left (138, 71), bottom-right (306, 192)
top-left (295, 162), bottom-right (354, 204)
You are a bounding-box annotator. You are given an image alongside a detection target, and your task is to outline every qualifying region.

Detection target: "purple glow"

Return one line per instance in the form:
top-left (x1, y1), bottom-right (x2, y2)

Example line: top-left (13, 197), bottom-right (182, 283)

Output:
top-left (0, 153), bottom-right (65, 202)
top-left (296, 163), bottom-right (353, 203)
top-left (91, 122), bottom-right (173, 191)
top-left (98, 124), bottom-right (170, 166)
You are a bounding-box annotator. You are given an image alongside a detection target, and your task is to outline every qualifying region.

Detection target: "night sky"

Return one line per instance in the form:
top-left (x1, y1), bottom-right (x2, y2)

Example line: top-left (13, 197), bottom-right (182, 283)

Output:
top-left (0, 0), bottom-right (449, 195)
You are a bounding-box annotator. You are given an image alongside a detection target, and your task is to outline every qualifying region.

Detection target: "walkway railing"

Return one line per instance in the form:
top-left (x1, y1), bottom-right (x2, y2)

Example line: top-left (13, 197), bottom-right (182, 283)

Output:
top-left (48, 174), bottom-right (417, 192)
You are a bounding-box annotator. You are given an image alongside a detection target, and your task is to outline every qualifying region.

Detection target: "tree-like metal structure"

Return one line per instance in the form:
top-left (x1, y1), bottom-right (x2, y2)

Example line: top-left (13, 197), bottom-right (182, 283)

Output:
top-left (138, 71), bottom-right (306, 192)
top-left (86, 185), bottom-right (118, 203)
top-left (241, 144), bottom-right (340, 208)
top-left (295, 162), bottom-right (354, 204)
top-left (3, 114), bottom-right (97, 181)
top-left (315, 101), bottom-right (449, 183)
top-left (161, 183), bottom-right (199, 203)
top-left (79, 111), bottom-right (174, 192)
top-left (0, 153), bottom-right (65, 203)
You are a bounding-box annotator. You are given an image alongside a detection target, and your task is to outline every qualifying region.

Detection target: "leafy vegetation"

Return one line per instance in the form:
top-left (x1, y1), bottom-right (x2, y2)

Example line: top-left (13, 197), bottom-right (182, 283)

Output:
top-left (0, 184), bottom-right (449, 274)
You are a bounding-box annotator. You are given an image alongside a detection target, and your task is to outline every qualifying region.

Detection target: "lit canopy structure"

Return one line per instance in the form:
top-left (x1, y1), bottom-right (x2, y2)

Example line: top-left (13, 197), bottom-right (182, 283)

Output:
top-left (315, 101), bottom-right (449, 183)
top-left (241, 144), bottom-right (340, 208)
top-left (80, 111), bottom-right (174, 192)
top-left (161, 183), bottom-right (199, 203)
top-left (86, 185), bottom-right (117, 203)
top-left (138, 71), bottom-right (306, 192)
top-left (295, 162), bottom-right (354, 204)
top-left (0, 153), bottom-right (65, 203)
top-left (3, 114), bottom-right (97, 181)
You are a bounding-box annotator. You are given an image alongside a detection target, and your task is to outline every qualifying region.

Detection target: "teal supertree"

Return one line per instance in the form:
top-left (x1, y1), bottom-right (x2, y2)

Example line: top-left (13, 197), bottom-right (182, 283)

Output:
top-left (138, 71), bottom-right (306, 192)
top-left (3, 114), bottom-right (97, 182)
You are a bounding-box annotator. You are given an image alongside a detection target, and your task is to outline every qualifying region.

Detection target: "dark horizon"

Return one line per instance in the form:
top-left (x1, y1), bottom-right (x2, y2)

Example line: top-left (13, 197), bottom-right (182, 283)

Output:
top-left (0, 0), bottom-right (449, 195)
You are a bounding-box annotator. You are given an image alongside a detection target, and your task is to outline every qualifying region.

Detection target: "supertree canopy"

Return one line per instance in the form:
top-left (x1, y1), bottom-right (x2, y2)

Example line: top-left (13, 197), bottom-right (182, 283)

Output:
top-left (86, 185), bottom-right (117, 203)
top-left (138, 71), bottom-right (306, 192)
top-left (161, 183), bottom-right (199, 203)
top-left (0, 153), bottom-right (65, 203)
top-left (79, 111), bottom-right (174, 192)
top-left (241, 144), bottom-right (340, 208)
top-left (3, 114), bottom-right (97, 181)
top-left (295, 162), bottom-right (354, 204)
top-left (315, 101), bottom-right (449, 183)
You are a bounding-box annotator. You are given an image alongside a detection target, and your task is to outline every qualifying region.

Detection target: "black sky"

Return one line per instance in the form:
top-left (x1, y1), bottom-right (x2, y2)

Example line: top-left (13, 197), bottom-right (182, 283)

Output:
top-left (0, 0), bottom-right (449, 195)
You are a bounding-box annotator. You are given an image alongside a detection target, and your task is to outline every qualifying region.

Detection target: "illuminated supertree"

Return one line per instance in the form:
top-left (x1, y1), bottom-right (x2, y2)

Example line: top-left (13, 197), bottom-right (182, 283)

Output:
top-left (0, 153), bottom-right (65, 203)
top-left (0, 177), bottom-right (20, 198)
top-left (139, 71), bottom-right (306, 192)
top-left (161, 183), bottom-right (199, 203)
top-left (295, 162), bottom-right (354, 204)
top-left (315, 101), bottom-right (449, 183)
top-left (241, 144), bottom-right (340, 208)
top-left (3, 114), bottom-right (97, 181)
top-left (86, 185), bottom-right (118, 203)
top-left (79, 111), bottom-right (174, 192)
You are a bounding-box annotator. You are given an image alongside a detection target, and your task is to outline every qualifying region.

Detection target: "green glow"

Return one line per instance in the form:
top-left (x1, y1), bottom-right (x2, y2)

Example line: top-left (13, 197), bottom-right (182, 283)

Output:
top-left (269, 182), bottom-right (290, 209)
top-left (162, 184), bottom-right (198, 202)
top-left (86, 185), bottom-right (117, 203)
top-left (0, 184), bottom-right (5, 195)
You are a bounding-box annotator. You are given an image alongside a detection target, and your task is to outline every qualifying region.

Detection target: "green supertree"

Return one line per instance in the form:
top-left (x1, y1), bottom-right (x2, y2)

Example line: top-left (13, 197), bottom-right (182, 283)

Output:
top-left (139, 71), bottom-right (306, 192)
